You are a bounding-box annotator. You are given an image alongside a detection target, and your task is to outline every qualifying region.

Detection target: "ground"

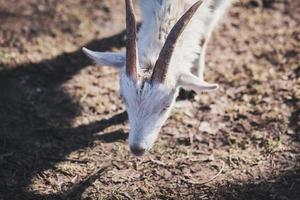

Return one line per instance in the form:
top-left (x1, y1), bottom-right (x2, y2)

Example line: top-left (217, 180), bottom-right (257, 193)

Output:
top-left (0, 0), bottom-right (299, 199)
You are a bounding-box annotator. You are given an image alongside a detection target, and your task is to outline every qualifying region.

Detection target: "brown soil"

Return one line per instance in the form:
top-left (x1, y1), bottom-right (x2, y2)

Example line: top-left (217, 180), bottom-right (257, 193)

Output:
top-left (0, 0), bottom-right (299, 199)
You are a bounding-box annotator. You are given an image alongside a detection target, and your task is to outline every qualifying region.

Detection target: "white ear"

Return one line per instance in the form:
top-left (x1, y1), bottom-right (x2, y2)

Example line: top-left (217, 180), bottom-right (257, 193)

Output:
top-left (82, 47), bottom-right (125, 68)
top-left (178, 73), bottom-right (218, 93)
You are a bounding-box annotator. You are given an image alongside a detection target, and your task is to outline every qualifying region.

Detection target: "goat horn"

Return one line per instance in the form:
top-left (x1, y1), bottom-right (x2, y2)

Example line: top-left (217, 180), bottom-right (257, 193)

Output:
top-left (151, 0), bottom-right (203, 83)
top-left (125, 0), bottom-right (138, 81)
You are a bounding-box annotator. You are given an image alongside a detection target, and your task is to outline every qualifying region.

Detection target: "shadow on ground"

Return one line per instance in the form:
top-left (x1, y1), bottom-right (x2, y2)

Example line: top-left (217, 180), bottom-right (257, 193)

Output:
top-left (0, 30), bottom-right (128, 200)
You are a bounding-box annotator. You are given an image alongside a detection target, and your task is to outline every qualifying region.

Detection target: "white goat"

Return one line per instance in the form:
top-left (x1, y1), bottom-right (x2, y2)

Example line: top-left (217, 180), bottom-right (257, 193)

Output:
top-left (83, 0), bottom-right (232, 156)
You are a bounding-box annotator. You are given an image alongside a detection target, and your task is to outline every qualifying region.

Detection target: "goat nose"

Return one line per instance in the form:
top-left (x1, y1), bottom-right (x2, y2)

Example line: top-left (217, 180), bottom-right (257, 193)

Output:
top-left (130, 145), bottom-right (146, 156)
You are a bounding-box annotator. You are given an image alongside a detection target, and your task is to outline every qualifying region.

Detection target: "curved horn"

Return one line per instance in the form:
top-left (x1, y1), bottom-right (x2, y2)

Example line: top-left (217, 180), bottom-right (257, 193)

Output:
top-left (125, 0), bottom-right (138, 81)
top-left (151, 0), bottom-right (203, 83)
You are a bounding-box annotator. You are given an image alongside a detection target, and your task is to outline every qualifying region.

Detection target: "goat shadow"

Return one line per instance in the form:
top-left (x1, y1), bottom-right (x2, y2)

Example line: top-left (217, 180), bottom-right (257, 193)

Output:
top-left (0, 30), bottom-right (129, 200)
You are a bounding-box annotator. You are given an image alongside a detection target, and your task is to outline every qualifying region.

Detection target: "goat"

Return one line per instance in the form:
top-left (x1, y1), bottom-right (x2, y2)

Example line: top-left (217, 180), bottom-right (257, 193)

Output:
top-left (82, 0), bottom-right (233, 156)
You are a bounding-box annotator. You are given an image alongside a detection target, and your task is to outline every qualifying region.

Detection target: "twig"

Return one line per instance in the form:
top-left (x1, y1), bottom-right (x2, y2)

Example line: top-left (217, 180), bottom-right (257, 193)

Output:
top-left (61, 163), bottom-right (112, 198)
top-left (149, 158), bottom-right (169, 167)
top-left (120, 192), bottom-right (134, 200)
top-left (229, 154), bottom-right (237, 168)
top-left (180, 160), bottom-right (225, 186)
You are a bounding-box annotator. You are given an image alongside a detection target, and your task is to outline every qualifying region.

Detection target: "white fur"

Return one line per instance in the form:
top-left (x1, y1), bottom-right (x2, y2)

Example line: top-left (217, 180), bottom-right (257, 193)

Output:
top-left (82, 0), bottom-right (232, 155)
top-left (120, 73), bottom-right (178, 150)
top-left (138, 0), bottom-right (232, 82)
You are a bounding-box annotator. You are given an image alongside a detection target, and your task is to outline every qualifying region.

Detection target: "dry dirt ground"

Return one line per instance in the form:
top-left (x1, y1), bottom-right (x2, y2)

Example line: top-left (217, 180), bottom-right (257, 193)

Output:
top-left (0, 0), bottom-right (299, 199)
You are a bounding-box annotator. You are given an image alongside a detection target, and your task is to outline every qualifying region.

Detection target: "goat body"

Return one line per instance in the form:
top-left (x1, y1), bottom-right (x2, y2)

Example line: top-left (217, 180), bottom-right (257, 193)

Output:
top-left (83, 0), bottom-right (233, 156)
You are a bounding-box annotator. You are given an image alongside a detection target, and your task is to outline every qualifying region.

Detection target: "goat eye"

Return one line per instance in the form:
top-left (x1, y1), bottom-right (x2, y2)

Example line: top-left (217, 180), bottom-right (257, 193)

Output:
top-left (160, 105), bottom-right (170, 114)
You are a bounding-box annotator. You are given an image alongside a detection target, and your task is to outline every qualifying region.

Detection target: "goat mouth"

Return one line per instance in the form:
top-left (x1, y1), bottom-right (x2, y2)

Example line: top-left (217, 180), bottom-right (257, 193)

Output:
top-left (130, 151), bottom-right (146, 157)
top-left (130, 145), bottom-right (147, 156)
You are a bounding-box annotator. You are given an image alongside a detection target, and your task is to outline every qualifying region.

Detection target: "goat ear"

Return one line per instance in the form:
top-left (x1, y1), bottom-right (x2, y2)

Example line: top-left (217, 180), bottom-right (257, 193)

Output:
top-left (82, 47), bottom-right (125, 68)
top-left (178, 73), bottom-right (218, 93)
